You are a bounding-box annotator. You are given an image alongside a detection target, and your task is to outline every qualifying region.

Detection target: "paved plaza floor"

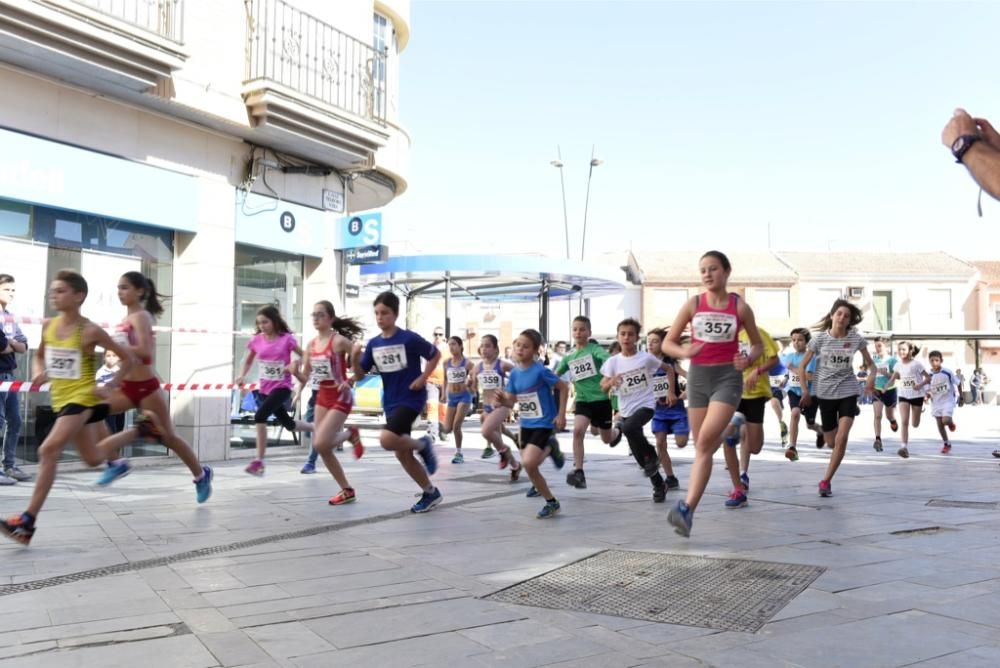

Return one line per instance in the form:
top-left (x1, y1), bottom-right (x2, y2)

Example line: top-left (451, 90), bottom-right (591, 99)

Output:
top-left (1, 405), bottom-right (999, 667)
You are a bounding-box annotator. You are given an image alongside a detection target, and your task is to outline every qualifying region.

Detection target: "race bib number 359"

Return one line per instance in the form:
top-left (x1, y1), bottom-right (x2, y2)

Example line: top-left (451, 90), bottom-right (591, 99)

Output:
top-left (374, 345), bottom-right (407, 373)
top-left (692, 312), bottom-right (737, 343)
top-left (478, 372), bottom-right (501, 391)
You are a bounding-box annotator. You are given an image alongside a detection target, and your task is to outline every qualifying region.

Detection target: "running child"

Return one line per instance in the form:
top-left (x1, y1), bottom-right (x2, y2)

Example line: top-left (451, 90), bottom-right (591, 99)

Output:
top-left (354, 291), bottom-right (443, 513)
top-left (555, 316), bottom-right (617, 489)
top-left (472, 334), bottom-right (521, 479)
top-left (236, 305), bottom-right (313, 476)
top-left (887, 341), bottom-right (930, 459)
top-left (662, 251), bottom-right (763, 537)
top-left (871, 337), bottom-right (900, 452)
top-left (781, 327), bottom-right (820, 461)
top-left (494, 329), bottom-right (568, 518)
top-left (292, 301), bottom-right (365, 505)
top-left (927, 350), bottom-right (959, 454)
top-left (768, 361), bottom-right (789, 447)
top-left (600, 318), bottom-right (677, 503)
top-left (798, 299), bottom-right (876, 496)
top-left (442, 336), bottom-right (474, 464)
top-left (646, 328), bottom-right (685, 490)
top-left (1, 271), bottom-right (134, 545)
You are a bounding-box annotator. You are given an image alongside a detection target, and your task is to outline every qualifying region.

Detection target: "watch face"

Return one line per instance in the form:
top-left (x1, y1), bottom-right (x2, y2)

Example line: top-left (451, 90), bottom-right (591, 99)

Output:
top-left (953, 136), bottom-right (966, 152)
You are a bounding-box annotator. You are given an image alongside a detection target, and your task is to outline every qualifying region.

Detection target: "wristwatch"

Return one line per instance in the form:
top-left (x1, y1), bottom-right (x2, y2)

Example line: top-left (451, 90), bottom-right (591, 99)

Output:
top-left (951, 134), bottom-right (981, 163)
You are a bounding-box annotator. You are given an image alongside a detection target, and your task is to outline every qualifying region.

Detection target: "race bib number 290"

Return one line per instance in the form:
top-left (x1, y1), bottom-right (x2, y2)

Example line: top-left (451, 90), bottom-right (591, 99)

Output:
top-left (517, 392), bottom-right (542, 419)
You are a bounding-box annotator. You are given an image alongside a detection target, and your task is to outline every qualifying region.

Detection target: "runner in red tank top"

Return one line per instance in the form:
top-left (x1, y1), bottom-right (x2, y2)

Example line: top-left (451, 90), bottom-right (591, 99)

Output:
top-left (660, 251), bottom-right (764, 538)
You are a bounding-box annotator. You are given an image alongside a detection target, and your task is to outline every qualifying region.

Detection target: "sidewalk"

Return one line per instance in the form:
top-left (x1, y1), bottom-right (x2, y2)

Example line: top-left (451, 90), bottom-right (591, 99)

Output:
top-left (1, 405), bottom-right (999, 667)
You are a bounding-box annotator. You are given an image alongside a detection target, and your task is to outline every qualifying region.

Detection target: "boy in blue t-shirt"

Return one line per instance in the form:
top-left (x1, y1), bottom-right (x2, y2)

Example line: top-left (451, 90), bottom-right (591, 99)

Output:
top-left (355, 292), bottom-right (442, 513)
top-left (781, 328), bottom-right (822, 460)
top-left (495, 329), bottom-right (568, 519)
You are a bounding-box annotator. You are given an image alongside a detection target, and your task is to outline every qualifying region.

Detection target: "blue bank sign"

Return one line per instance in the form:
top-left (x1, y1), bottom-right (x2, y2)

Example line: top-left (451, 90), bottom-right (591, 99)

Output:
top-left (336, 212), bottom-right (382, 249)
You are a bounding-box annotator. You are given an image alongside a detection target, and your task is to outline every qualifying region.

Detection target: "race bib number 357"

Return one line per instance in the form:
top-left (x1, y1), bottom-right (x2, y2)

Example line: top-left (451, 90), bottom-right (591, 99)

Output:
top-left (692, 312), bottom-right (737, 343)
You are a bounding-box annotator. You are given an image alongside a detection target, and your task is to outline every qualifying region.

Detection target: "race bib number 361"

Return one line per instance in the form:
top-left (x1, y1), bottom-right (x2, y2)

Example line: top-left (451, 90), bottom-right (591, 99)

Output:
top-left (692, 312), bottom-right (737, 343)
top-left (259, 359), bottom-right (286, 381)
top-left (374, 345), bottom-right (407, 373)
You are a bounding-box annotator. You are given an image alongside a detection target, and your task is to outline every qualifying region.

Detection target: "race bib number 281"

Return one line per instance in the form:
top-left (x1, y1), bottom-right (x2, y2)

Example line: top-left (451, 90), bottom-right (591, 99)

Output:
top-left (374, 344), bottom-right (407, 372)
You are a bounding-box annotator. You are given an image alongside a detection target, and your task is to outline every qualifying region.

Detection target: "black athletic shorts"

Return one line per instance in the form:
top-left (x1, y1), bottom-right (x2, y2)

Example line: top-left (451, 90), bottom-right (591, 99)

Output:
top-left (874, 387), bottom-right (898, 407)
top-left (770, 387), bottom-right (785, 404)
top-left (900, 396), bottom-right (924, 408)
top-left (787, 392), bottom-right (818, 423)
top-left (818, 397), bottom-right (859, 432)
top-left (573, 399), bottom-right (613, 430)
top-left (520, 427), bottom-right (555, 449)
top-left (384, 405), bottom-right (422, 436)
top-left (56, 403), bottom-right (110, 424)
top-left (737, 397), bottom-right (768, 424)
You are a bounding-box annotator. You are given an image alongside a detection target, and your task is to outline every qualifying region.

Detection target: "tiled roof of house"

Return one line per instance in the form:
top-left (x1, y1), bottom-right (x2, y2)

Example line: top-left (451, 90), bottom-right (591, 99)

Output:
top-left (972, 261), bottom-right (1000, 284)
top-left (634, 251), bottom-right (797, 284)
top-left (774, 252), bottom-right (975, 278)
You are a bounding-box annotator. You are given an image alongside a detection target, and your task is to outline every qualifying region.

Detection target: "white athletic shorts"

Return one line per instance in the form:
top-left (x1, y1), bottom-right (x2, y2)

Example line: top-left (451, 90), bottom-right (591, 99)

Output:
top-left (931, 402), bottom-right (956, 419)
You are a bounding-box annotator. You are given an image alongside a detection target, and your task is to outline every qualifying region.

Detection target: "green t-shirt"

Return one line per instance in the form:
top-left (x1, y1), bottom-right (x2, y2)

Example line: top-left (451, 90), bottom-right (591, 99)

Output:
top-left (556, 343), bottom-right (611, 403)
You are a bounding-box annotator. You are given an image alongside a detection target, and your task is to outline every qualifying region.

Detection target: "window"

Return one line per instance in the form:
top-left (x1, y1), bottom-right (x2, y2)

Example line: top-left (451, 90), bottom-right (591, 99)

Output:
top-left (0, 199), bottom-right (30, 238)
top-left (751, 289), bottom-right (790, 322)
top-left (872, 290), bottom-right (893, 331)
top-left (372, 12), bottom-right (389, 117)
top-left (926, 288), bottom-right (952, 320)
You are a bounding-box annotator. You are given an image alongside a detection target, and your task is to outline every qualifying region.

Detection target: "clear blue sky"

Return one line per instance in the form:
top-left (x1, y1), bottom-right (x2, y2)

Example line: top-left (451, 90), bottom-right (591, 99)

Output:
top-left (383, 1), bottom-right (1000, 260)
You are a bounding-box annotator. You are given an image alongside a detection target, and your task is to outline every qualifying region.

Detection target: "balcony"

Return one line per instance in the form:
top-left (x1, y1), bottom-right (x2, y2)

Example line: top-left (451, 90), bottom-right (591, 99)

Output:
top-left (243, 0), bottom-right (390, 169)
top-left (0, 0), bottom-right (186, 93)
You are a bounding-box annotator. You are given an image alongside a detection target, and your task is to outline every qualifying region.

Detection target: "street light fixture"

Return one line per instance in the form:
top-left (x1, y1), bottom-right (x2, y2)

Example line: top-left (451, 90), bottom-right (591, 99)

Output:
top-left (551, 147), bottom-right (572, 336)
top-left (581, 148), bottom-right (602, 262)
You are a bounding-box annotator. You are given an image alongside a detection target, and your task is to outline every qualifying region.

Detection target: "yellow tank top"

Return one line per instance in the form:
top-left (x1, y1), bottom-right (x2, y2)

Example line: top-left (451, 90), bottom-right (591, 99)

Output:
top-left (43, 316), bottom-right (99, 411)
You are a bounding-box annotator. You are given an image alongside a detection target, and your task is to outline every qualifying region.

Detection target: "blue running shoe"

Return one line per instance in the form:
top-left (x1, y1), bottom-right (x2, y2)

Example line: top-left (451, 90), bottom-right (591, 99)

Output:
top-left (526, 485), bottom-right (540, 498)
top-left (300, 462), bottom-right (316, 474)
top-left (725, 412), bottom-right (746, 447)
top-left (195, 466), bottom-right (213, 504)
top-left (547, 436), bottom-right (565, 469)
top-left (536, 499), bottom-right (560, 519)
top-left (725, 488), bottom-right (747, 509)
top-left (411, 487), bottom-right (442, 513)
top-left (739, 473), bottom-right (750, 491)
top-left (668, 500), bottom-right (693, 538)
top-left (417, 435), bottom-right (438, 475)
top-left (96, 459), bottom-right (131, 487)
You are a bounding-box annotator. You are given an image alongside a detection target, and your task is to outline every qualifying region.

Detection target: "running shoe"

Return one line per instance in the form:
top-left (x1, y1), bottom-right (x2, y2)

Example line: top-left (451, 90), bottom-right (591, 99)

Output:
top-left (417, 435), bottom-right (438, 475)
top-left (780, 421), bottom-right (789, 446)
top-left (0, 472), bottom-right (14, 486)
top-left (818, 479), bottom-right (832, 497)
top-left (608, 423), bottom-right (624, 448)
top-left (897, 447), bottom-right (909, 459)
top-left (889, 419), bottom-right (899, 432)
top-left (451, 451), bottom-right (464, 464)
top-left (667, 500), bottom-right (693, 538)
top-left (536, 499), bottom-right (560, 519)
top-left (739, 473), bottom-right (750, 492)
top-left (547, 437), bottom-right (565, 469)
top-left (335, 443), bottom-right (344, 452)
top-left (992, 449), bottom-right (1000, 458)
top-left (411, 488), bottom-right (442, 513)
top-left (3, 466), bottom-right (32, 482)
top-left (498, 448), bottom-right (510, 470)
top-left (348, 426), bottom-right (364, 459)
top-left (194, 466), bottom-right (213, 504)
top-left (665, 474), bottom-right (680, 490)
top-left (941, 443), bottom-right (952, 454)
top-left (510, 462), bottom-right (521, 482)
top-left (0, 514), bottom-right (34, 545)
top-left (481, 446), bottom-right (496, 459)
top-left (526, 485), bottom-right (540, 498)
top-left (566, 468), bottom-right (587, 489)
top-left (329, 487), bottom-right (357, 505)
top-left (947, 421), bottom-right (956, 433)
top-left (653, 483), bottom-right (667, 503)
top-left (784, 447), bottom-right (799, 462)
top-left (816, 432), bottom-right (825, 448)
top-left (300, 462), bottom-right (316, 474)
top-left (245, 459), bottom-right (265, 476)
top-left (873, 437), bottom-right (883, 453)
top-left (96, 459), bottom-right (132, 486)
top-left (725, 488), bottom-right (748, 509)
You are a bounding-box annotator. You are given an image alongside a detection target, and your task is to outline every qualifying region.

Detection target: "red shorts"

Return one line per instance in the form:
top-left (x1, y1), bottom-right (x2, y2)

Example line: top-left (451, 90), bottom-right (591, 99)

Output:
top-left (317, 383), bottom-right (353, 414)
top-left (121, 377), bottom-right (161, 407)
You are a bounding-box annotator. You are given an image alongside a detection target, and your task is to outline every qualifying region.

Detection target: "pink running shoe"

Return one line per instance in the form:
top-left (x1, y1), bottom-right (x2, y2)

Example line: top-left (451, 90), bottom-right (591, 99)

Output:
top-left (348, 427), bottom-right (364, 459)
top-left (245, 459), bottom-right (265, 477)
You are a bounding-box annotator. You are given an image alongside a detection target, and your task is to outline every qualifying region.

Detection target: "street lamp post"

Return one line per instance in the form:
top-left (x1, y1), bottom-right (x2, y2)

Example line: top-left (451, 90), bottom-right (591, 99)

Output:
top-left (551, 147), bottom-right (572, 336)
top-left (579, 146), bottom-right (602, 316)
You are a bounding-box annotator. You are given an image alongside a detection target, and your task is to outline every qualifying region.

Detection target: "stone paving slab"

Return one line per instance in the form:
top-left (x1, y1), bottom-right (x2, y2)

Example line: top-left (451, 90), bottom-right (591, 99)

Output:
top-left (0, 406), bottom-right (999, 666)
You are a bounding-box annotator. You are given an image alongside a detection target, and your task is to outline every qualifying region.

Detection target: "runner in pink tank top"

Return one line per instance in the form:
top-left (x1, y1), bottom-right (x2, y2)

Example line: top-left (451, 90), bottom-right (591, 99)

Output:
top-left (690, 293), bottom-right (741, 366)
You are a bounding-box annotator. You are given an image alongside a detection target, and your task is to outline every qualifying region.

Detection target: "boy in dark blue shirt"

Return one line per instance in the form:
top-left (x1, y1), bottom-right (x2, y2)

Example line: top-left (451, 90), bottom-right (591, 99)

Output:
top-left (0, 275), bottom-right (30, 484)
top-left (355, 291), bottom-right (443, 513)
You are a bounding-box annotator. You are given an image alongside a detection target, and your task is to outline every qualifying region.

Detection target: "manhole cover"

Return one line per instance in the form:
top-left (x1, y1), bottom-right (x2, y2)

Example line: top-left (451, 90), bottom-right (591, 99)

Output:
top-left (453, 473), bottom-right (526, 485)
top-left (483, 550), bottom-right (824, 632)
top-left (926, 499), bottom-right (999, 509)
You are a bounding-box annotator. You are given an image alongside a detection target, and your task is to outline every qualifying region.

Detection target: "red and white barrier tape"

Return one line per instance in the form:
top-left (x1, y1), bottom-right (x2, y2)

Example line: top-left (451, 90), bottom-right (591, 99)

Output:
top-left (0, 381), bottom-right (259, 393)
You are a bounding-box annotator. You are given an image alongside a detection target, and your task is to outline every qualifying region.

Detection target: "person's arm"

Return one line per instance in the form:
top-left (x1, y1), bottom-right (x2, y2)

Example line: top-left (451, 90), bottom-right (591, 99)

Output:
top-left (236, 346), bottom-right (256, 385)
top-left (942, 109), bottom-right (1000, 201)
top-left (859, 348), bottom-right (877, 396)
top-left (798, 350), bottom-right (816, 404)
top-left (599, 357), bottom-right (618, 393)
top-left (665, 363), bottom-right (679, 406)
top-left (352, 341), bottom-right (372, 381)
top-left (411, 350), bottom-right (441, 391)
top-left (31, 335), bottom-right (46, 385)
top-left (661, 297), bottom-right (701, 360)
top-left (554, 378), bottom-right (569, 430)
top-left (292, 341), bottom-right (312, 385)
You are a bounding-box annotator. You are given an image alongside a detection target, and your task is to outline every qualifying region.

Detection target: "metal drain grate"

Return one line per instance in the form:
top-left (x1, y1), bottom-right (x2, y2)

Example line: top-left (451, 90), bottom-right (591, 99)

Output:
top-left (926, 499), bottom-right (999, 509)
top-left (0, 487), bottom-right (526, 597)
top-left (452, 473), bottom-right (527, 485)
top-left (484, 549), bottom-right (824, 633)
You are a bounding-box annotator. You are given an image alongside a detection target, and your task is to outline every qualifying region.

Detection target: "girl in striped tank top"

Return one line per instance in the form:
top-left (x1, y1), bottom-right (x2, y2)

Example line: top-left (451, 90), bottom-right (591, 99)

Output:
top-left (293, 301), bottom-right (365, 506)
top-left (661, 251), bottom-right (764, 538)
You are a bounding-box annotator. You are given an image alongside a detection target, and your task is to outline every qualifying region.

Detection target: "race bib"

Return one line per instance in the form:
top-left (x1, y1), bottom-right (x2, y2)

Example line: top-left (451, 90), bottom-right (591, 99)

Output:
top-left (374, 344), bottom-right (406, 372)
top-left (517, 392), bottom-right (542, 419)
top-left (652, 375), bottom-right (670, 399)
top-left (258, 359), bottom-right (286, 381)
top-left (823, 350), bottom-right (853, 370)
top-left (877, 364), bottom-right (890, 377)
top-left (931, 382), bottom-right (950, 398)
top-left (478, 372), bottom-right (502, 391)
top-left (309, 357), bottom-right (332, 388)
top-left (769, 375), bottom-right (785, 388)
top-left (446, 367), bottom-right (467, 384)
top-left (619, 368), bottom-right (649, 396)
top-left (569, 354), bottom-right (597, 381)
top-left (788, 371), bottom-right (801, 388)
top-left (45, 347), bottom-right (81, 380)
top-left (901, 377), bottom-right (917, 390)
top-left (692, 312), bottom-right (737, 343)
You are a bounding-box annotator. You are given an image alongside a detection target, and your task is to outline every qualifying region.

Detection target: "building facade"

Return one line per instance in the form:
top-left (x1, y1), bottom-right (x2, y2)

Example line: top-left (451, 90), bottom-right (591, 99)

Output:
top-left (0, 0), bottom-right (411, 462)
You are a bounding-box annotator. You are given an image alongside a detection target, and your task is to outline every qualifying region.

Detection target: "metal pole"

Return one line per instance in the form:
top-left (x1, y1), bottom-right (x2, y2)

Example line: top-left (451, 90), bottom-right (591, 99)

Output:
top-left (552, 148), bottom-right (572, 339)
top-left (580, 146), bottom-right (600, 315)
top-left (539, 279), bottom-right (549, 342)
top-left (445, 271), bottom-right (452, 339)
